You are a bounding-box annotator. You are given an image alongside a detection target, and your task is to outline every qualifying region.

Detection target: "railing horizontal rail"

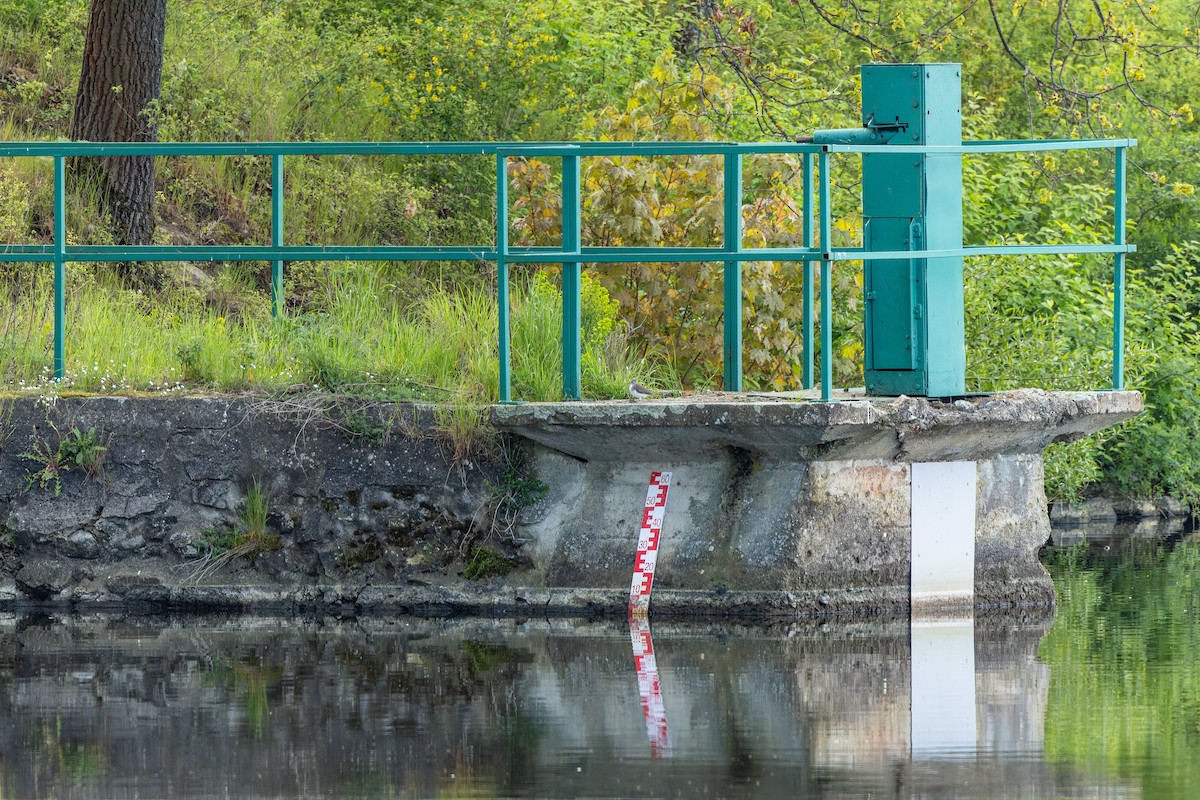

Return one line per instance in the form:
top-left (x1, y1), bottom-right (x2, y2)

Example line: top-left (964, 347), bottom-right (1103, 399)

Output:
top-left (826, 138), bottom-right (1137, 154)
top-left (830, 244), bottom-right (1136, 261)
top-left (4, 242), bottom-right (1136, 265)
top-left (0, 138), bottom-right (1136, 159)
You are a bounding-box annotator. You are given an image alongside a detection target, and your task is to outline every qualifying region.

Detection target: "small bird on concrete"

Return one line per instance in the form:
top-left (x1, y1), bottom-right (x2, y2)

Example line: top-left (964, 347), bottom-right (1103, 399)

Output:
top-left (628, 380), bottom-right (655, 400)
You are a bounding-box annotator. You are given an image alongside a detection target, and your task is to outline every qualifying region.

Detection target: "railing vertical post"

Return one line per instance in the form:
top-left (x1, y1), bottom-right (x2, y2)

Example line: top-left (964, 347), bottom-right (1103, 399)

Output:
top-left (723, 150), bottom-right (743, 392)
top-left (1112, 146), bottom-right (1127, 391)
top-left (819, 150), bottom-right (832, 402)
top-left (802, 151), bottom-right (815, 390)
top-left (561, 154), bottom-right (582, 400)
top-left (497, 154), bottom-right (512, 403)
top-left (53, 155), bottom-right (65, 381)
top-left (271, 153), bottom-right (284, 318)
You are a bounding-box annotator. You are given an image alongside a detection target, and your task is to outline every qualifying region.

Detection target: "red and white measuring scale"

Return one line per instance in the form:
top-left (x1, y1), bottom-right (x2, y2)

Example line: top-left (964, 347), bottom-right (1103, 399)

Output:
top-left (627, 471), bottom-right (673, 755)
top-left (629, 471), bottom-right (671, 613)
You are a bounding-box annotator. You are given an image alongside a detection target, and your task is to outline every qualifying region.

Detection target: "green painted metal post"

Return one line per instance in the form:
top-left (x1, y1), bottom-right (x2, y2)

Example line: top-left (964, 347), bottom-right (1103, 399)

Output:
top-left (723, 152), bottom-right (743, 391)
top-left (497, 154), bottom-right (512, 403)
top-left (819, 150), bottom-right (832, 402)
top-left (53, 155), bottom-right (65, 380)
top-left (802, 152), bottom-right (815, 390)
top-left (561, 154), bottom-right (582, 400)
top-left (271, 153), bottom-right (284, 317)
top-left (1112, 146), bottom-right (1127, 390)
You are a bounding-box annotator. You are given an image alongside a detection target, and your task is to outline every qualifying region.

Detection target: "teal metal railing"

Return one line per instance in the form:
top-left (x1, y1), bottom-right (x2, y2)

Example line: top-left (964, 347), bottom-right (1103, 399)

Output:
top-left (0, 138), bottom-right (1135, 401)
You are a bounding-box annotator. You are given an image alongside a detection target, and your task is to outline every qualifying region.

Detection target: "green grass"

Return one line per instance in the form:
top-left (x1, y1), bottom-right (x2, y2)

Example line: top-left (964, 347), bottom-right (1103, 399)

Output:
top-left (0, 262), bottom-right (661, 405)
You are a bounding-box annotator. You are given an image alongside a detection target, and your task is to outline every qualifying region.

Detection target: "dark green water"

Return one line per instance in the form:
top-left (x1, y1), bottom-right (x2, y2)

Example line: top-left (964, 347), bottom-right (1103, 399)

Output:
top-left (0, 524), bottom-right (1194, 798)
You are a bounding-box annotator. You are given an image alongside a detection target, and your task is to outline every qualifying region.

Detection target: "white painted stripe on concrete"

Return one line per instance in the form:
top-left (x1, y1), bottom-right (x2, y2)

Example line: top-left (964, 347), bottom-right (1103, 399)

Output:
top-left (910, 461), bottom-right (977, 606)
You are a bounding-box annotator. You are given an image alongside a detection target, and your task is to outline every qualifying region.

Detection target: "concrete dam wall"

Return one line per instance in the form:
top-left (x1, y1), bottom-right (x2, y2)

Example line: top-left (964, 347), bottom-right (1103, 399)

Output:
top-left (0, 391), bottom-right (1141, 617)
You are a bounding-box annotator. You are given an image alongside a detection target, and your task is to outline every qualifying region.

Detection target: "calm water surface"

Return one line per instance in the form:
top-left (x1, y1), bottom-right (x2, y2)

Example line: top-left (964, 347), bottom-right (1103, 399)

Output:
top-left (1, 522), bottom-right (1195, 799)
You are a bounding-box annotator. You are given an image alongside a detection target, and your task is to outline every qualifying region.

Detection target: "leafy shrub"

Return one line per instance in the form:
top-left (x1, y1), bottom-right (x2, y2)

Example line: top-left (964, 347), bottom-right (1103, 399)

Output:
top-left (0, 167), bottom-right (30, 243)
top-left (509, 51), bottom-right (871, 390)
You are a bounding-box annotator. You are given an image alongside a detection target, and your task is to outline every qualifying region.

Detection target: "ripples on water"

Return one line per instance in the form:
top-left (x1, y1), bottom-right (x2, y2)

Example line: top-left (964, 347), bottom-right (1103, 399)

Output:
top-left (0, 519), bottom-right (1194, 799)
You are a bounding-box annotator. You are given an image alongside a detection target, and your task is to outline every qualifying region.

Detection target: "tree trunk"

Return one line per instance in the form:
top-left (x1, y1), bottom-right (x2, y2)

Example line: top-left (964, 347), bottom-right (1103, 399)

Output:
top-left (70, 0), bottom-right (167, 249)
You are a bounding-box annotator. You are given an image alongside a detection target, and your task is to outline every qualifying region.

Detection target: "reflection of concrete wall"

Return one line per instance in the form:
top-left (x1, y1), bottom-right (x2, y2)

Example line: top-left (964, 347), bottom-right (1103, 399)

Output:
top-left (976, 621), bottom-right (1050, 756)
top-left (0, 615), bottom-right (1134, 799)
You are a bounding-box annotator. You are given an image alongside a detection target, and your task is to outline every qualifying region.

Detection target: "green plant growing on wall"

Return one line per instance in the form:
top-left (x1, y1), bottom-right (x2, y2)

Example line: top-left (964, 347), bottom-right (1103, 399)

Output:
top-left (188, 478), bottom-right (281, 582)
top-left (337, 405), bottom-right (388, 447)
top-left (19, 422), bottom-right (109, 496)
top-left (461, 546), bottom-right (517, 580)
top-left (237, 478), bottom-right (271, 539)
top-left (485, 438), bottom-right (548, 542)
top-left (434, 402), bottom-right (495, 465)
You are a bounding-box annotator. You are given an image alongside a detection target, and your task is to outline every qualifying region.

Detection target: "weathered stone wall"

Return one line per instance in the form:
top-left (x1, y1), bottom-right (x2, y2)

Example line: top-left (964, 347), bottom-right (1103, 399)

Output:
top-left (0, 397), bottom-right (499, 610)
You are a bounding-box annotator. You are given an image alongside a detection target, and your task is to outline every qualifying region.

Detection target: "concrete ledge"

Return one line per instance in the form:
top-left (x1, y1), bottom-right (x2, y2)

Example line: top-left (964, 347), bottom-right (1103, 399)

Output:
top-left (491, 389), bottom-right (1142, 462)
top-left (0, 579), bottom-right (1057, 621)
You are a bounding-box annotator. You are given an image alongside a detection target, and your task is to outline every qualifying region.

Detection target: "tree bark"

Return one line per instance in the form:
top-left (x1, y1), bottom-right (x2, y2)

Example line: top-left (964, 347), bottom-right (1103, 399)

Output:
top-left (70, 0), bottom-right (167, 249)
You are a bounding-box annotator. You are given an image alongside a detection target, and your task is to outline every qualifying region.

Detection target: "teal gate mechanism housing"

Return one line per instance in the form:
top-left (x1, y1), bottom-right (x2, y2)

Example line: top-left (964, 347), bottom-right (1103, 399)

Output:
top-left (813, 64), bottom-right (965, 397)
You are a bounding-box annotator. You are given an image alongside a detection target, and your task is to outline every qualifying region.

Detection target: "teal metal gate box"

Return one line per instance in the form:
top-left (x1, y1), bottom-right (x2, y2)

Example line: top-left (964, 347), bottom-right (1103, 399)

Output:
top-left (860, 64), bottom-right (965, 397)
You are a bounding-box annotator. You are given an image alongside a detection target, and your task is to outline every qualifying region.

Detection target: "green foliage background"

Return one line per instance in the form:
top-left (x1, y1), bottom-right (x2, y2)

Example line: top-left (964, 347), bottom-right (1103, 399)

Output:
top-left (0, 0), bottom-right (1199, 502)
